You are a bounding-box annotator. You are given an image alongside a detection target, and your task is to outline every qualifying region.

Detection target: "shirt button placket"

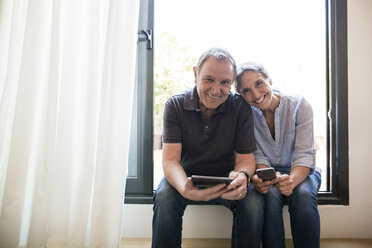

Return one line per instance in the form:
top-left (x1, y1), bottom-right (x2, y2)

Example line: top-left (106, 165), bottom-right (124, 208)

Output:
top-left (274, 147), bottom-right (280, 164)
top-left (203, 119), bottom-right (210, 135)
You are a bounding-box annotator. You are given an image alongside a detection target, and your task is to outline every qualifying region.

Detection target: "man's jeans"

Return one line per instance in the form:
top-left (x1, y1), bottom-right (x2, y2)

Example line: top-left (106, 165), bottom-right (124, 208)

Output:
top-left (262, 171), bottom-right (321, 248)
top-left (152, 177), bottom-right (264, 248)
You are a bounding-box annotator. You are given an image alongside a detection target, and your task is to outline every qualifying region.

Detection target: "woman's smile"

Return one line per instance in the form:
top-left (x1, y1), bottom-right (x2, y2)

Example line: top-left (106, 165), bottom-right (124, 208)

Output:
top-left (254, 94), bottom-right (266, 104)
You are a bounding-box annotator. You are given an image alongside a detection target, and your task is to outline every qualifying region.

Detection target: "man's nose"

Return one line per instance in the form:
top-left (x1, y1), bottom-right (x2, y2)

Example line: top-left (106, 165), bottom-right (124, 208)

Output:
top-left (211, 83), bottom-right (222, 94)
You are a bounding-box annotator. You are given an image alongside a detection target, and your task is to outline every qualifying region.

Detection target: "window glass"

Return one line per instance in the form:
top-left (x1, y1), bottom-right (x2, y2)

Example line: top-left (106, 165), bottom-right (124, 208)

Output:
top-left (154, 0), bottom-right (327, 191)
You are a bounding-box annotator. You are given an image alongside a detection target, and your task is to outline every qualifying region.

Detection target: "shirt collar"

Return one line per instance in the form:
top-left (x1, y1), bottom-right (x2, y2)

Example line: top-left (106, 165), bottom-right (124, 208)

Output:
top-left (184, 86), bottom-right (231, 113)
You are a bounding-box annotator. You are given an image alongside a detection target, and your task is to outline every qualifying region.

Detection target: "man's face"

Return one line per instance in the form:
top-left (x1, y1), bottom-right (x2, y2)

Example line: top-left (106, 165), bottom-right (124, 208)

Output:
top-left (194, 57), bottom-right (235, 110)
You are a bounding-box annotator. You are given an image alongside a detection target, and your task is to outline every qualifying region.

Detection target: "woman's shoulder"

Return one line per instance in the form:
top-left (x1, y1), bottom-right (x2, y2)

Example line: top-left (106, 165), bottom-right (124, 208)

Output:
top-left (278, 91), bottom-right (311, 110)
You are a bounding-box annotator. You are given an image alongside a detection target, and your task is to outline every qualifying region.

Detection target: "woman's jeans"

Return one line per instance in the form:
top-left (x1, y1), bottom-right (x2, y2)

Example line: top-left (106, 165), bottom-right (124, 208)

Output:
top-left (262, 171), bottom-right (321, 248)
top-left (152, 177), bottom-right (264, 248)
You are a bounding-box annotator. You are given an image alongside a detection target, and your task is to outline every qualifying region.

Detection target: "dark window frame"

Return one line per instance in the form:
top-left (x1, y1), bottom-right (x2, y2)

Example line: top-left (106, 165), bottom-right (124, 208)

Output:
top-left (125, 0), bottom-right (349, 205)
top-left (125, 0), bottom-right (154, 204)
top-left (318, 0), bottom-right (349, 205)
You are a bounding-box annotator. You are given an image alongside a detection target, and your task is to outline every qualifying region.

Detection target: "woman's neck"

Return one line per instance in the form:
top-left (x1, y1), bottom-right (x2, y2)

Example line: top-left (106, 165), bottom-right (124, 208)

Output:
top-left (262, 92), bottom-right (281, 117)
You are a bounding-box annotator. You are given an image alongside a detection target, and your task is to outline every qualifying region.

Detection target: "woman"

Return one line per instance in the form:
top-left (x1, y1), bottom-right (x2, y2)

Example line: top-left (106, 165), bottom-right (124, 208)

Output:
top-left (235, 62), bottom-right (321, 248)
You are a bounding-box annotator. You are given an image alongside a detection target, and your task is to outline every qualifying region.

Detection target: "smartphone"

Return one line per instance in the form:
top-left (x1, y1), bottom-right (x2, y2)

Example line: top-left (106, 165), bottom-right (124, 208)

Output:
top-left (256, 167), bottom-right (276, 181)
top-left (191, 175), bottom-right (233, 188)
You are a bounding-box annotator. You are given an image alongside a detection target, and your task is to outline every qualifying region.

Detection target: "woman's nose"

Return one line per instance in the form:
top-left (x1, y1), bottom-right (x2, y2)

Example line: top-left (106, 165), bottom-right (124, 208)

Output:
top-left (251, 88), bottom-right (259, 99)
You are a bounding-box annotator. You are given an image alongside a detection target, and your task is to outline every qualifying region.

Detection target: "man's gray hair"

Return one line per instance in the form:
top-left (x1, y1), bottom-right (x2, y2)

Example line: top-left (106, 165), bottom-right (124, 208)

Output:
top-left (235, 61), bottom-right (270, 93)
top-left (196, 48), bottom-right (237, 77)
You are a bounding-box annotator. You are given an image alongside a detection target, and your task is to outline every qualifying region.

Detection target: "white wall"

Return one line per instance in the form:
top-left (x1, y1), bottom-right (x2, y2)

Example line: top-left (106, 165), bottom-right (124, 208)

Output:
top-left (122, 0), bottom-right (372, 239)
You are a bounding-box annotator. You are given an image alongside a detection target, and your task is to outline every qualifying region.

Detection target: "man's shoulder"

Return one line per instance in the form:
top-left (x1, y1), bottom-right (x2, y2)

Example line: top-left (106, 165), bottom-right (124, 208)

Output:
top-left (229, 93), bottom-right (252, 112)
top-left (167, 87), bottom-right (193, 102)
top-left (167, 89), bottom-right (188, 100)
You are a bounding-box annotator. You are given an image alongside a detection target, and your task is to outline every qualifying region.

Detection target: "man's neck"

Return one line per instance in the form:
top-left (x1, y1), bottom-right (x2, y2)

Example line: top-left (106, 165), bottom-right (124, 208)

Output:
top-left (199, 103), bottom-right (216, 120)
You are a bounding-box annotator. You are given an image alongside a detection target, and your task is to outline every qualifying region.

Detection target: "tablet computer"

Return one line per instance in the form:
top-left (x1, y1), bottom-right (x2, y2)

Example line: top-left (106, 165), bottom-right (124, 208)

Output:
top-left (191, 175), bottom-right (233, 188)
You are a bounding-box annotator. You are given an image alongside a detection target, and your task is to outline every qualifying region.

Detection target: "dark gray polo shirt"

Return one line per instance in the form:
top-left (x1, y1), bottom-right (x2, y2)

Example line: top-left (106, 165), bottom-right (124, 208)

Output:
top-left (163, 86), bottom-right (256, 177)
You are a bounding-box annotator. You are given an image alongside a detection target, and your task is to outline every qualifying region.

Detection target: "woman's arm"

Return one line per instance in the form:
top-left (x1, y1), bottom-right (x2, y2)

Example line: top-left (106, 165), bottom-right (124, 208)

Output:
top-left (290, 166), bottom-right (310, 188)
top-left (251, 164), bottom-right (275, 194)
top-left (272, 166), bottom-right (310, 196)
top-left (291, 98), bottom-right (316, 173)
top-left (274, 98), bottom-right (315, 195)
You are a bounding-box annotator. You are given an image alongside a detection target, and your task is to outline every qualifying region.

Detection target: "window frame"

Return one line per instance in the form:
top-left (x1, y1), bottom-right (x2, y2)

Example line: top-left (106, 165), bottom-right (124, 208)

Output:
top-left (125, 0), bottom-right (349, 205)
top-left (125, 0), bottom-right (154, 204)
top-left (318, 0), bottom-right (349, 205)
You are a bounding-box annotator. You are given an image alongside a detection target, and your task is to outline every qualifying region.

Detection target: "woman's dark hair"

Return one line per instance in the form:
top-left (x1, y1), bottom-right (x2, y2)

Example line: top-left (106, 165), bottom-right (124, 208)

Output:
top-left (235, 61), bottom-right (270, 93)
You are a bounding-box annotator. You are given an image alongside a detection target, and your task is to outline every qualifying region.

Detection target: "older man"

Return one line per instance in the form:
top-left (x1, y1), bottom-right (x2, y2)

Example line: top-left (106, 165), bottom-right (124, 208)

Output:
top-left (152, 48), bottom-right (263, 248)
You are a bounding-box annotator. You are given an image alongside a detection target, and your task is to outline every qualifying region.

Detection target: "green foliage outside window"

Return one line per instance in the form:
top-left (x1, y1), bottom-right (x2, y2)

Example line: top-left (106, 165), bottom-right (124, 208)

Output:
top-left (154, 31), bottom-right (197, 134)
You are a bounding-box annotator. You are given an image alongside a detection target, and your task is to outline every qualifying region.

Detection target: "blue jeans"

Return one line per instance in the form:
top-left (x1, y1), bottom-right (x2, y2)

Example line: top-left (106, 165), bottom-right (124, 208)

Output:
top-left (262, 171), bottom-right (321, 248)
top-left (152, 177), bottom-right (264, 248)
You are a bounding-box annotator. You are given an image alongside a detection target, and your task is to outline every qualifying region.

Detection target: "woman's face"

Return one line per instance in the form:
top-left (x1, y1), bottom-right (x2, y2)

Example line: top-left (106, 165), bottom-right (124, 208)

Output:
top-left (239, 70), bottom-right (273, 110)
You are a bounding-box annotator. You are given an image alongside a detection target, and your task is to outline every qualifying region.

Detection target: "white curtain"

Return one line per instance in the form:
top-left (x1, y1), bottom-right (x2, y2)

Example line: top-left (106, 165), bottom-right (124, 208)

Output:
top-left (0, 0), bottom-right (139, 247)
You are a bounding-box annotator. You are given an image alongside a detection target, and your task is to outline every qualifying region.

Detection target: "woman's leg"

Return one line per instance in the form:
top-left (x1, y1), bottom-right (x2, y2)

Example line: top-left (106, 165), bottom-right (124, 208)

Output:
top-left (262, 187), bottom-right (286, 248)
top-left (288, 171), bottom-right (321, 248)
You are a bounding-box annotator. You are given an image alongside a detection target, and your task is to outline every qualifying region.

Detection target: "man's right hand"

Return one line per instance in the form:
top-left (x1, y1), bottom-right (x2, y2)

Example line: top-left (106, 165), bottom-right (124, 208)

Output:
top-left (180, 177), bottom-right (229, 201)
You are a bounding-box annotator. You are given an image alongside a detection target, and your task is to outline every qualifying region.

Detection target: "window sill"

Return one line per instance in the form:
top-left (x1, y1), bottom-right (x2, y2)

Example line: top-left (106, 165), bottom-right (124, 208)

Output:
top-left (124, 192), bottom-right (349, 205)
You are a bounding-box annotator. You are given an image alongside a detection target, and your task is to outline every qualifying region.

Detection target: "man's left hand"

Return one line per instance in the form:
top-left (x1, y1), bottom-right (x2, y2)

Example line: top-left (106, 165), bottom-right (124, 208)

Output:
top-left (221, 171), bottom-right (248, 200)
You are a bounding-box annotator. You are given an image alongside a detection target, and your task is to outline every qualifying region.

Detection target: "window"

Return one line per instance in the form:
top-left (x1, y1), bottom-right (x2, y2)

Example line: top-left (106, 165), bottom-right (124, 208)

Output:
top-left (125, 0), bottom-right (348, 205)
top-left (125, 0), bottom-right (154, 203)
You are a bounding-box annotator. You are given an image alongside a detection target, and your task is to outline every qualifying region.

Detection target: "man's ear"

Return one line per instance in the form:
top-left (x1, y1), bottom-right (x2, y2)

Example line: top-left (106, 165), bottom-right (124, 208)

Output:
top-left (193, 66), bottom-right (198, 84)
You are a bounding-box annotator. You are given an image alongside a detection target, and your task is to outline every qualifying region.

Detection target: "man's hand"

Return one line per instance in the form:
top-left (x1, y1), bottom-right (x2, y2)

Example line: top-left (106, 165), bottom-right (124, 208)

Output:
top-left (221, 171), bottom-right (248, 200)
top-left (180, 177), bottom-right (229, 202)
top-left (251, 174), bottom-right (273, 194)
top-left (272, 172), bottom-right (294, 196)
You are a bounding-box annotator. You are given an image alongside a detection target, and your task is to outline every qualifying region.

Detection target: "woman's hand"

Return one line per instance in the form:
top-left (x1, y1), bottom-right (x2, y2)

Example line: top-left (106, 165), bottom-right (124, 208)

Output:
top-left (272, 172), bottom-right (294, 196)
top-left (251, 174), bottom-right (273, 194)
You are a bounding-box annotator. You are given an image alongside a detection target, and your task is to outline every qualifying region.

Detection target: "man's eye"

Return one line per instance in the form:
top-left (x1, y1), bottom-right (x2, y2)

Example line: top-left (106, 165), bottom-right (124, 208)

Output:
top-left (206, 78), bottom-right (214, 82)
top-left (222, 81), bottom-right (230, 85)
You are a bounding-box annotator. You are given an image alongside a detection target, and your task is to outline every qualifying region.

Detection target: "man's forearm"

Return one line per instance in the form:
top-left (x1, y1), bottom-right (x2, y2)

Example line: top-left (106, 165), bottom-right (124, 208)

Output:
top-left (235, 153), bottom-right (256, 177)
top-left (163, 161), bottom-right (188, 193)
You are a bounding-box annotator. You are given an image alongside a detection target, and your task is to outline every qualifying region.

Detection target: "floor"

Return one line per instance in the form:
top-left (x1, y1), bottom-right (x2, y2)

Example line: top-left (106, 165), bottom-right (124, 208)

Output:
top-left (121, 238), bottom-right (372, 248)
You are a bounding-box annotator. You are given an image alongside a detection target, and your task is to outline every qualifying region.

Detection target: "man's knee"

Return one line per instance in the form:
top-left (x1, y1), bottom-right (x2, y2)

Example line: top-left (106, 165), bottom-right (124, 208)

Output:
top-left (153, 179), bottom-right (184, 213)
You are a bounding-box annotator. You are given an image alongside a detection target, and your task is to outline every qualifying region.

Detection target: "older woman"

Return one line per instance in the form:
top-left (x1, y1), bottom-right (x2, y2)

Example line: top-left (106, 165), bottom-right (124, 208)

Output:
top-left (235, 62), bottom-right (321, 248)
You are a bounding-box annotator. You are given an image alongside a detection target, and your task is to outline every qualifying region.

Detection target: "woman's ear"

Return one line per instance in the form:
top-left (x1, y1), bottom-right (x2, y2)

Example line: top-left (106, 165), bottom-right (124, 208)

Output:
top-left (269, 78), bottom-right (273, 85)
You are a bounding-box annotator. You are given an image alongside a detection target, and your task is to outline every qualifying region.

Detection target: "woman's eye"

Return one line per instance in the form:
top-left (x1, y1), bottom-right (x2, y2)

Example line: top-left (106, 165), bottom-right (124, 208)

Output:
top-left (241, 89), bottom-right (249, 94)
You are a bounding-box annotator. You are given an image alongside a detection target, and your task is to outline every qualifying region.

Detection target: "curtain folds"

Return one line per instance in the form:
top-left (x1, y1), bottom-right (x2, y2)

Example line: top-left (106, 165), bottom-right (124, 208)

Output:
top-left (0, 0), bottom-right (139, 247)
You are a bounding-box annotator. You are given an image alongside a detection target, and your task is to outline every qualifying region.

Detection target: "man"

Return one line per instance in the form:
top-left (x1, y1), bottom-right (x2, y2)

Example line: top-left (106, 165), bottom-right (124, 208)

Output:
top-left (152, 48), bottom-right (263, 248)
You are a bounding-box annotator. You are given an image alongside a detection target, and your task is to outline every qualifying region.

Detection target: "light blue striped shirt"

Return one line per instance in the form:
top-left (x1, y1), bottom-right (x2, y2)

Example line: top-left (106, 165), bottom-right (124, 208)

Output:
top-left (252, 90), bottom-right (318, 174)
